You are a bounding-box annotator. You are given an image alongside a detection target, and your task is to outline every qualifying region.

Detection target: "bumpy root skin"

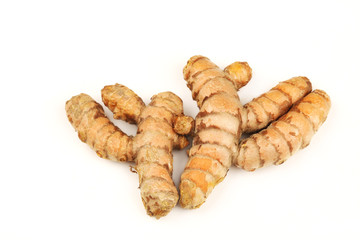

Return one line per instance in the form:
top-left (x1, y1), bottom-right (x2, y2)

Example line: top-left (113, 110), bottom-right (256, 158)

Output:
top-left (67, 85), bottom-right (193, 219)
top-left (224, 61), bottom-right (252, 90)
top-left (134, 92), bottom-right (185, 218)
top-left (101, 86), bottom-right (192, 219)
top-left (241, 76), bottom-right (312, 133)
top-left (224, 64), bottom-right (313, 133)
top-left (65, 94), bottom-right (133, 162)
top-left (67, 56), bottom-right (331, 217)
top-left (102, 83), bottom-right (145, 124)
top-left (180, 55), bottom-right (252, 209)
top-left (234, 89), bottom-right (331, 171)
top-left (174, 115), bottom-right (194, 136)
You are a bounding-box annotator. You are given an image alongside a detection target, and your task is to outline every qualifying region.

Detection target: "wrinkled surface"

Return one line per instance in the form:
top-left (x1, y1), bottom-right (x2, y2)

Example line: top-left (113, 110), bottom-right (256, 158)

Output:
top-left (235, 90), bottom-right (331, 171)
top-left (65, 93), bottom-right (133, 162)
top-left (241, 76), bottom-right (312, 133)
top-left (180, 55), bottom-right (252, 209)
top-left (101, 86), bottom-right (192, 219)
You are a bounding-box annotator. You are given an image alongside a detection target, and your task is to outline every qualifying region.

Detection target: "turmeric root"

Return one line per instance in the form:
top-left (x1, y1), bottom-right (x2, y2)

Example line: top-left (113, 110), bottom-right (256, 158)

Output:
top-left (101, 83), bottom-right (145, 124)
top-left (224, 63), bottom-right (312, 133)
top-left (179, 55), bottom-right (252, 209)
top-left (67, 56), bottom-right (331, 217)
top-left (65, 93), bottom-right (133, 162)
top-left (234, 89), bottom-right (331, 171)
top-left (179, 55), bottom-right (328, 209)
top-left (66, 85), bottom-right (194, 219)
top-left (240, 76), bottom-right (312, 133)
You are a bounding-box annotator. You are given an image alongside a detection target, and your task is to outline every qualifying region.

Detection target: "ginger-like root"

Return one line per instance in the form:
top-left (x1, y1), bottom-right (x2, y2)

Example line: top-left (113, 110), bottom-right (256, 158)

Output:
top-left (225, 63), bottom-right (313, 133)
top-left (224, 61), bottom-right (252, 90)
top-left (132, 92), bottom-right (188, 218)
top-left (234, 89), bottom-right (331, 171)
top-left (101, 83), bottom-right (145, 124)
top-left (179, 55), bottom-right (327, 210)
top-left (240, 77), bottom-right (312, 133)
top-left (174, 115), bottom-right (195, 136)
top-left (66, 85), bottom-right (193, 219)
top-left (65, 93), bottom-right (133, 162)
top-left (101, 85), bottom-right (193, 219)
top-left (179, 55), bottom-right (252, 209)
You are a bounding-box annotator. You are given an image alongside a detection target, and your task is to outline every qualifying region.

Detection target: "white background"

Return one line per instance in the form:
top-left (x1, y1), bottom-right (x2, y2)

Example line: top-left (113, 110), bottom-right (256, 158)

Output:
top-left (1, 0), bottom-right (359, 239)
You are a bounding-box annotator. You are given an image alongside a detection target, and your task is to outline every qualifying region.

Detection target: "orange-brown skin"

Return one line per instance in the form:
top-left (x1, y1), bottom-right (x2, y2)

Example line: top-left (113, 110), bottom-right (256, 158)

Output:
top-left (174, 115), bottom-right (195, 136)
top-left (223, 61), bottom-right (253, 90)
top-left (234, 89), bottom-right (331, 171)
top-left (65, 93), bottom-right (133, 162)
top-left (66, 86), bottom-right (193, 219)
top-left (101, 85), bottom-right (193, 218)
top-left (179, 56), bottom-right (327, 210)
top-left (102, 83), bottom-right (145, 124)
top-left (179, 55), bottom-right (252, 209)
top-left (224, 63), bottom-right (313, 133)
top-left (240, 77), bottom-right (312, 133)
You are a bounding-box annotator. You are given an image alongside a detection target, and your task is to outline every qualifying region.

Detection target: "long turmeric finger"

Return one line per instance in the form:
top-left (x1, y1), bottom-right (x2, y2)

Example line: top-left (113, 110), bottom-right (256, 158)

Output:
top-left (225, 62), bottom-right (312, 133)
top-left (234, 89), bottom-right (331, 171)
top-left (101, 85), bottom-right (193, 219)
top-left (179, 55), bottom-right (252, 209)
top-left (135, 92), bottom-right (185, 218)
top-left (241, 76), bottom-right (312, 133)
top-left (65, 93), bottom-right (133, 162)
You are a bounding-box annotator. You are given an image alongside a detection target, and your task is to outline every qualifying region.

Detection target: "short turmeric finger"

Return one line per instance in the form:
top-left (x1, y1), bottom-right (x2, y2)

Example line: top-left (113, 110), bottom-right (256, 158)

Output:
top-left (234, 89), bottom-right (331, 171)
top-left (223, 61), bottom-right (252, 90)
top-left (65, 93), bottom-right (133, 162)
top-left (102, 83), bottom-right (145, 124)
top-left (173, 115), bottom-right (194, 136)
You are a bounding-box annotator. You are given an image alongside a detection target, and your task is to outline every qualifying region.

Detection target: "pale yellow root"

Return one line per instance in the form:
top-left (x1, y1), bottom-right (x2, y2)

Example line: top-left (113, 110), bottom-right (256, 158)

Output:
top-left (179, 55), bottom-right (252, 209)
top-left (234, 89), bottom-right (331, 171)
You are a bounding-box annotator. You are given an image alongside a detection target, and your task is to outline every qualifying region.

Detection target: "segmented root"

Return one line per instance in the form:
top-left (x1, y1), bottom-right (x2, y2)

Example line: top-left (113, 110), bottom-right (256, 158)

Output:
top-left (241, 76), bottom-right (312, 133)
top-left (102, 83), bottom-right (145, 124)
top-left (180, 55), bottom-right (251, 209)
top-left (101, 85), bottom-right (192, 218)
top-left (235, 89), bottom-right (331, 171)
top-left (65, 93), bottom-right (133, 162)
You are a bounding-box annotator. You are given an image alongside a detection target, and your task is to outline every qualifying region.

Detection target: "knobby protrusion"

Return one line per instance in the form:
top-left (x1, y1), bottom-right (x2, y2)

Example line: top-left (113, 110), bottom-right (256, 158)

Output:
top-left (66, 85), bottom-right (194, 219)
top-left (234, 89), bottom-right (331, 171)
